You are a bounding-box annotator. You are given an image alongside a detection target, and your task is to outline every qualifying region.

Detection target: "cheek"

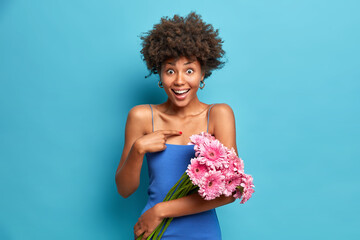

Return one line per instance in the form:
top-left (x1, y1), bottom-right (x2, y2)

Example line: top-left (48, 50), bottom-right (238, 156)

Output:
top-left (189, 80), bottom-right (200, 94)
top-left (160, 76), bottom-right (170, 87)
top-left (191, 82), bottom-right (200, 90)
top-left (190, 75), bottom-right (202, 88)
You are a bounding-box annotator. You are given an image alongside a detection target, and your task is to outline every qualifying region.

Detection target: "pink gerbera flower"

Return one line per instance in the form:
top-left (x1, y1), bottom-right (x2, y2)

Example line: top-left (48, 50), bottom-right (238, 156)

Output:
top-left (233, 187), bottom-right (243, 199)
top-left (233, 174), bottom-right (255, 204)
top-left (189, 134), bottom-right (205, 148)
top-left (198, 138), bottom-right (227, 169)
top-left (241, 188), bottom-right (255, 204)
top-left (189, 132), bottom-right (216, 150)
top-left (222, 171), bottom-right (242, 197)
top-left (200, 131), bottom-right (216, 140)
top-left (187, 132), bottom-right (255, 204)
top-left (228, 157), bottom-right (245, 176)
top-left (186, 158), bottom-right (209, 185)
top-left (195, 156), bottom-right (216, 171)
top-left (198, 171), bottom-right (225, 200)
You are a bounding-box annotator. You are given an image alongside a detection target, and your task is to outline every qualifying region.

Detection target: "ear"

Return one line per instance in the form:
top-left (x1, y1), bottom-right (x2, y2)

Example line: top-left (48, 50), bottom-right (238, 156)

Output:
top-left (201, 70), bottom-right (205, 81)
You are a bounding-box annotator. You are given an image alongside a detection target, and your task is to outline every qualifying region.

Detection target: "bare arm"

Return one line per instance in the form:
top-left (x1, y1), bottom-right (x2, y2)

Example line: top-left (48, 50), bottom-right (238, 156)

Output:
top-left (157, 191), bottom-right (235, 218)
top-left (115, 105), bottom-right (149, 198)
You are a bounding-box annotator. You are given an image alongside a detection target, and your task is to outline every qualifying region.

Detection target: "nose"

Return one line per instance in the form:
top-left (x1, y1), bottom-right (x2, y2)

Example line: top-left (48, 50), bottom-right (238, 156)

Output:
top-left (174, 72), bottom-right (186, 85)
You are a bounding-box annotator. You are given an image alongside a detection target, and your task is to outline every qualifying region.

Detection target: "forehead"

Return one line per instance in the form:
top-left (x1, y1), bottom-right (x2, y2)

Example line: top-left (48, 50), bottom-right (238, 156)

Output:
top-left (163, 56), bottom-right (199, 66)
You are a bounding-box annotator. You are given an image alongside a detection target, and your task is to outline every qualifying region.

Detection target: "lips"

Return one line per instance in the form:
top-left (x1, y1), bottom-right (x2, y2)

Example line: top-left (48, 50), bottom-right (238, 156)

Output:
top-left (171, 88), bottom-right (190, 100)
top-left (172, 89), bottom-right (190, 95)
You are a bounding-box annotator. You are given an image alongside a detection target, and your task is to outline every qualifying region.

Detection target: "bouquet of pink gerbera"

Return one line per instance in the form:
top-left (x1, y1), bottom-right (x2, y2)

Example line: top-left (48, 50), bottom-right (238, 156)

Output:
top-left (137, 132), bottom-right (255, 240)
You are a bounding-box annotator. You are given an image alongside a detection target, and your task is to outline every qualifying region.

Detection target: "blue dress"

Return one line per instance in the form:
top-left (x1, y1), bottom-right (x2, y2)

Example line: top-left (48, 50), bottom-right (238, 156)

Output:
top-left (137, 104), bottom-right (222, 239)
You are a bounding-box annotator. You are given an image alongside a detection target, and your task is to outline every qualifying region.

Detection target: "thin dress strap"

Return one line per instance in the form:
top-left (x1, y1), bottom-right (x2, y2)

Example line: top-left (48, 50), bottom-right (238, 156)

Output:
top-left (207, 104), bottom-right (216, 133)
top-left (149, 104), bottom-right (154, 132)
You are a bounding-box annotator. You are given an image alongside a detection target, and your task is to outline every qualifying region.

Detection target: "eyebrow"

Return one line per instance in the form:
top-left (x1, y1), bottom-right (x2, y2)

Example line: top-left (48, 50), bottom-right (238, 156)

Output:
top-left (184, 61), bottom-right (195, 65)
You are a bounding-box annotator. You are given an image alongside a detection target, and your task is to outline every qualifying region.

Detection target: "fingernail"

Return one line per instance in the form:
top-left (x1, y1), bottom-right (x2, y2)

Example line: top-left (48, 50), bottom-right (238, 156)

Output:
top-left (179, 131), bottom-right (182, 134)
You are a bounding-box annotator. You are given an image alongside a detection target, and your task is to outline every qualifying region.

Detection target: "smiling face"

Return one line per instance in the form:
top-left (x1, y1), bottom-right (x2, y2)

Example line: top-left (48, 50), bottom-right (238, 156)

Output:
top-left (160, 56), bottom-right (205, 107)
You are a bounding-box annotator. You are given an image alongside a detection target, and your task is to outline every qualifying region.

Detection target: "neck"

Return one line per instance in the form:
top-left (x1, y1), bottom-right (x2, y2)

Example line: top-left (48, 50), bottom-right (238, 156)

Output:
top-left (163, 97), bottom-right (207, 117)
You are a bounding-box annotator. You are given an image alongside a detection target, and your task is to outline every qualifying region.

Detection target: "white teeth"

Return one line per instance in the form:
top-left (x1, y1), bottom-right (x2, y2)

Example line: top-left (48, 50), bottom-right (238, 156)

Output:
top-left (173, 89), bottom-right (190, 94)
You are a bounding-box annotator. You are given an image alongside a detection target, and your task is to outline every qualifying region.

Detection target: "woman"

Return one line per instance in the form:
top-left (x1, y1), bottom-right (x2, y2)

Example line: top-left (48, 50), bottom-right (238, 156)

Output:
top-left (115, 12), bottom-right (238, 239)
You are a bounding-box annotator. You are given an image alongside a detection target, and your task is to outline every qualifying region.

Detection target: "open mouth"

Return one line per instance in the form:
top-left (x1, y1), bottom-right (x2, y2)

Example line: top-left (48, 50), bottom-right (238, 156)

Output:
top-left (171, 89), bottom-right (190, 95)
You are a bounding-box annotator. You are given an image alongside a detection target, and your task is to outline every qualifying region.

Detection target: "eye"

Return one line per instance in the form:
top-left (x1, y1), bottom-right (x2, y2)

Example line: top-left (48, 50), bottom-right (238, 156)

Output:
top-left (186, 69), bottom-right (194, 74)
top-left (167, 69), bottom-right (175, 74)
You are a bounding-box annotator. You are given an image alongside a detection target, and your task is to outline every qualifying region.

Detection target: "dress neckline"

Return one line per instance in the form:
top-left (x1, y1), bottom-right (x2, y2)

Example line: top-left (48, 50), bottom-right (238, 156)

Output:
top-left (165, 143), bottom-right (194, 147)
top-left (145, 143), bottom-right (194, 155)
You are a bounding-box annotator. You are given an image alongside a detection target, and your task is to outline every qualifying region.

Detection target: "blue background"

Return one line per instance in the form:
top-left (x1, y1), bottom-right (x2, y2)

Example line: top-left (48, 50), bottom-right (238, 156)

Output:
top-left (1, 0), bottom-right (359, 239)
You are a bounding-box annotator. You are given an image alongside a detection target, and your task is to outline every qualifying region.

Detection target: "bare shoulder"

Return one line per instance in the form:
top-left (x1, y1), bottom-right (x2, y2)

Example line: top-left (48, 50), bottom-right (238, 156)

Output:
top-left (210, 103), bottom-right (235, 122)
top-left (209, 103), bottom-right (237, 152)
top-left (116, 104), bottom-right (152, 179)
top-left (127, 104), bottom-right (152, 134)
top-left (128, 104), bottom-right (151, 118)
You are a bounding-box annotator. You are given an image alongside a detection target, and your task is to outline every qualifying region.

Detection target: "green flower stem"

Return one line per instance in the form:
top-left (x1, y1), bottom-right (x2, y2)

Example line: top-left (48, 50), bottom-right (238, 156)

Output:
top-left (146, 184), bottom-right (200, 240)
top-left (167, 185), bottom-right (188, 201)
top-left (164, 181), bottom-right (180, 201)
top-left (173, 180), bottom-right (191, 193)
top-left (151, 218), bottom-right (167, 240)
top-left (139, 173), bottom-right (198, 240)
top-left (158, 217), bottom-right (173, 239)
top-left (164, 173), bottom-right (188, 201)
top-left (151, 221), bottom-right (164, 239)
top-left (177, 177), bottom-right (190, 191)
top-left (170, 184), bottom-right (191, 200)
top-left (147, 230), bottom-right (156, 240)
top-left (146, 176), bottom-right (191, 239)
top-left (154, 181), bottom-right (194, 239)
top-left (156, 184), bottom-right (196, 239)
top-left (164, 180), bottom-right (189, 202)
top-left (165, 175), bottom-right (184, 194)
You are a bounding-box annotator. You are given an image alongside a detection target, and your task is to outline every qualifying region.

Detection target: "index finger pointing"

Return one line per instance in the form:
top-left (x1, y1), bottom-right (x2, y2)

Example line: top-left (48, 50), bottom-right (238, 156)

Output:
top-left (161, 130), bottom-right (182, 136)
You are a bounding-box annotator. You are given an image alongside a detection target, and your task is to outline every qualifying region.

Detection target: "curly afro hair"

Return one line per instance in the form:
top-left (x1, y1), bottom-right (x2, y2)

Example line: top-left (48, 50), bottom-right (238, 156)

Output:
top-left (140, 12), bottom-right (225, 79)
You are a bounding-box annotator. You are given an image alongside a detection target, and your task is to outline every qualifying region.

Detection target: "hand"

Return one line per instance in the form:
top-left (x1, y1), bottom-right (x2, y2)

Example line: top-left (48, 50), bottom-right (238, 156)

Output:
top-left (134, 204), bottom-right (164, 240)
top-left (134, 130), bottom-right (182, 154)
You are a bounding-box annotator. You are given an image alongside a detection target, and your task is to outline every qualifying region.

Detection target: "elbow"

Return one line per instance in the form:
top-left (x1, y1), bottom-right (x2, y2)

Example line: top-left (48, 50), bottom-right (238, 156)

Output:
top-left (115, 173), bottom-right (126, 198)
top-left (118, 190), bottom-right (130, 199)
top-left (115, 177), bottom-right (137, 199)
top-left (116, 185), bottom-right (133, 199)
